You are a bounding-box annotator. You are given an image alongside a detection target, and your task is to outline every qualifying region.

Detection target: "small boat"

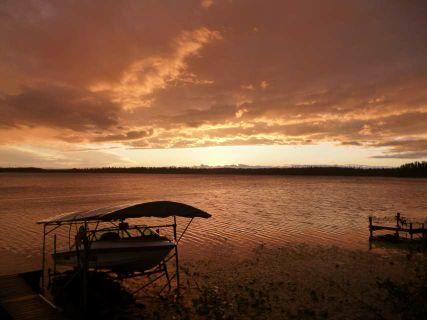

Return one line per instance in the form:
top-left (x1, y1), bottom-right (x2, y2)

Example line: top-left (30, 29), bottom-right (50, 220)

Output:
top-left (53, 226), bottom-right (175, 273)
top-left (38, 201), bottom-right (211, 284)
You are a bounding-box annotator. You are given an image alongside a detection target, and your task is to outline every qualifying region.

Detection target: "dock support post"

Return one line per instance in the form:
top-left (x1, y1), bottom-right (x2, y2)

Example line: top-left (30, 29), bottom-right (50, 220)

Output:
top-left (173, 215), bottom-right (180, 296)
top-left (368, 216), bottom-right (373, 239)
top-left (395, 212), bottom-right (400, 238)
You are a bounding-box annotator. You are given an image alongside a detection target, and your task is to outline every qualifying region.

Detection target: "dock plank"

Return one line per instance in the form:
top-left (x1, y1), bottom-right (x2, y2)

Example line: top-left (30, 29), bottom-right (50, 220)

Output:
top-left (0, 274), bottom-right (64, 320)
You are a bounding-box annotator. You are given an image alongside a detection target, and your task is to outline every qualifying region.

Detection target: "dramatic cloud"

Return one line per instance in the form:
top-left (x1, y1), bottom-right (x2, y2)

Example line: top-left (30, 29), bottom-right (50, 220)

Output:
top-left (0, 0), bottom-right (426, 166)
top-left (92, 129), bottom-right (153, 142)
top-left (0, 85), bottom-right (121, 130)
top-left (91, 27), bottom-right (222, 109)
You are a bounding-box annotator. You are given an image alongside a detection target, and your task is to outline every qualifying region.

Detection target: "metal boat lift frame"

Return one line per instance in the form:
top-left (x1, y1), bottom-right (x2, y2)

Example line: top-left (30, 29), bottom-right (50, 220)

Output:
top-left (40, 216), bottom-right (195, 295)
top-left (37, 201), bottom-right (210, 314)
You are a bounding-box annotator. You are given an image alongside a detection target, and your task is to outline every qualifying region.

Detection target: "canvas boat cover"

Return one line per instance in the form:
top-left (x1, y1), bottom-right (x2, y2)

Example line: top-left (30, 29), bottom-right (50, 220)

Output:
top-left (37, 201), bottom-right (211, 224)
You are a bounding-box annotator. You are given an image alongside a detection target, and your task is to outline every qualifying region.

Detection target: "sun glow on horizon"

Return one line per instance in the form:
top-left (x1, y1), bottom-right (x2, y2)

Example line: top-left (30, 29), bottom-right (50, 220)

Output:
top-left (0, 143), bottom-right (411, 169)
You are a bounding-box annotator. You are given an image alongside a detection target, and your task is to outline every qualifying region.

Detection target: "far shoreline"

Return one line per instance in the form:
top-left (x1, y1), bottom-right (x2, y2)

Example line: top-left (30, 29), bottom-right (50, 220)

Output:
top-left (1, 161), bottom-right (426, 178)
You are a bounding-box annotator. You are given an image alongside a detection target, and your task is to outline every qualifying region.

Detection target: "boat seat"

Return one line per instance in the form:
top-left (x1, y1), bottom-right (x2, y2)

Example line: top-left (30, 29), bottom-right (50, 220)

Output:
top-left (99, 231), bottom-right (120, 241)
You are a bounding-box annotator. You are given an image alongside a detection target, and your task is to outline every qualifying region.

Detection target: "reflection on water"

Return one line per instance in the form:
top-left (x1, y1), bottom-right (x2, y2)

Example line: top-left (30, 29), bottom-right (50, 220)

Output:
top-left (0, 173), bottom-right (426, 274)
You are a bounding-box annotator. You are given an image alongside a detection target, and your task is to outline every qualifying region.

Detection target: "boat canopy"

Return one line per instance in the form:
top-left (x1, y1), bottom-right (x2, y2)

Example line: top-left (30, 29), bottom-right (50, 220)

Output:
top-left (37, 201), bottom-right (211, 224)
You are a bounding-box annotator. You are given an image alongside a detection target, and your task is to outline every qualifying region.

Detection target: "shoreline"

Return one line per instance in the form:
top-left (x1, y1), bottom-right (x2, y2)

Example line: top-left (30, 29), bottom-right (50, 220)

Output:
top-left (1, 164), bottom-right (427, 178)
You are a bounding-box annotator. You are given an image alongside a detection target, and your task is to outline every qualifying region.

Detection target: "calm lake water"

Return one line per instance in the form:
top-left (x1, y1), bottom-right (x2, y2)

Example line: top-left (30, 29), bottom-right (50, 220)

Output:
top-left (0, 173), bottom-right (426, 275)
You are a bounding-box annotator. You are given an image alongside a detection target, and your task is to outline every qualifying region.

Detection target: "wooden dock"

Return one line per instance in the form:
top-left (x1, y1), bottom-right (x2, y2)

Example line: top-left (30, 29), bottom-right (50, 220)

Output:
top-left (0, 271), bottom-right (64, 320)
top-left (369, 213), bottom-right (426, 240)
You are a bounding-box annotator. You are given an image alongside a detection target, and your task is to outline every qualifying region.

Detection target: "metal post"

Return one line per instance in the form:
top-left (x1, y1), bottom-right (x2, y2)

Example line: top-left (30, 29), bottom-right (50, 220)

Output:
top-left (177, 217), bottom-right (193, 243)
top-left (173, 215), bottom-right (180, 295)
top-left (82, 221), bottom-right (88, 317)
top-left (368, 216), bottom-right (373, 239)
top-left (163, 261), bottom-right (171, 293)
top-left (41, 224), bottom-right (46, 290)
top-left (68, 224), bottom-right (72, 250)
top-left (53, 234), bottom-right (57, 275)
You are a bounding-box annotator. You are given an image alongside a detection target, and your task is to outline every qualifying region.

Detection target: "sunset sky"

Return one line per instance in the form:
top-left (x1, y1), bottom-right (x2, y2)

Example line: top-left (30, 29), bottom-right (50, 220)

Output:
top-left (0, 0), bottom-right (426, 168)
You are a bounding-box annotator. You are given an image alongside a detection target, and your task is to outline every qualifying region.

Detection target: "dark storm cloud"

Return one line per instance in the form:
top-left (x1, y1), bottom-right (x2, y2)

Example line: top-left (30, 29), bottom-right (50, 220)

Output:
top-left (0, 85), bottom-right (120, 130)
top-left (373, 139), bottom-right (427, 153)
top-left (371, 151), bottom-right (427, 159)
top-left (92, 129), bottom-right (154, 142)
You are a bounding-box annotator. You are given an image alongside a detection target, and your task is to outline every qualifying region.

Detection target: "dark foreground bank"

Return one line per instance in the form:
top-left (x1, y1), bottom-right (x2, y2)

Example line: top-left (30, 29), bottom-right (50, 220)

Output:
top-left (47, 244), bottom-right (426, 319)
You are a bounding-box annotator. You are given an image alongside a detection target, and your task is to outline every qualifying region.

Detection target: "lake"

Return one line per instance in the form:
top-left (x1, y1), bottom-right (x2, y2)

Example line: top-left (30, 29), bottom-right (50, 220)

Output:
top-left (0, 173), bottom-right (426, 275)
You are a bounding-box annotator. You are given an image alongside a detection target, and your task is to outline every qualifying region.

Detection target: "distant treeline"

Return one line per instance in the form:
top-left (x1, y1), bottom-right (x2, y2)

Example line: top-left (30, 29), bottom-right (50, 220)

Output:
top-left (1, 161), bottom-right (426, 178)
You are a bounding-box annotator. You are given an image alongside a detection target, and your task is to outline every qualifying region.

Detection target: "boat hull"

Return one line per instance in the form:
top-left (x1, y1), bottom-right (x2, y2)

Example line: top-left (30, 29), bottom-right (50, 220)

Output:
top-left (53, 240), bottom-right (175, 272)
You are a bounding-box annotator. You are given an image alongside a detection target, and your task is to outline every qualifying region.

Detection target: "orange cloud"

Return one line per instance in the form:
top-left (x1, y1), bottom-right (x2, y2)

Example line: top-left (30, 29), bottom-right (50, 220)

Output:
top-left (0, 0), bottom-right (426, 165)
top-left (90, 28), bottom-right (221, 109)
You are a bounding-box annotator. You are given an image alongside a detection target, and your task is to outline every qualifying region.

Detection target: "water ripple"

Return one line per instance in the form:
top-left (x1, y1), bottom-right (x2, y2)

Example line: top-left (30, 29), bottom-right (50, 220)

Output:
top-left (0, 173), bottom-right (426, 274)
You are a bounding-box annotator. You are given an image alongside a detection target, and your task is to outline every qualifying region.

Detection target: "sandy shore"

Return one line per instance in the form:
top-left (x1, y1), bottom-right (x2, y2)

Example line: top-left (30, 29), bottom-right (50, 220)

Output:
top-left (115, 244), bottom-right (426, 319)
